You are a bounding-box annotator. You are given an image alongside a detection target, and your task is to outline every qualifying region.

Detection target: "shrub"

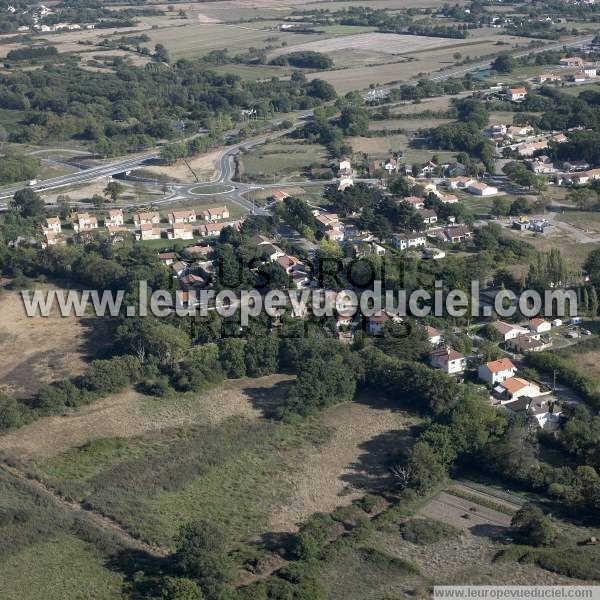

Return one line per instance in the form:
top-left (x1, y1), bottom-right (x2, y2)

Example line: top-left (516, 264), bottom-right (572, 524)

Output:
top-left (359, 547), bottom-right (420, 574)
top-left (0, 394), bottom-right (24, 431)
top-left (83, 355), bottom-right (142, 394)
top-left (400, 518), bottom-right (461, 545)
top-left (289, 513), bottom-right (337, 560)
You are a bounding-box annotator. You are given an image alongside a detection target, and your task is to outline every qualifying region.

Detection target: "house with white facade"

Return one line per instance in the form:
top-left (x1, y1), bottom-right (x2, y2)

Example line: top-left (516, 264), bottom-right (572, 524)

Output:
top-left (430, 347), bottom-right (466, 375)
top-left (478, 357), bottom-right (517, 385)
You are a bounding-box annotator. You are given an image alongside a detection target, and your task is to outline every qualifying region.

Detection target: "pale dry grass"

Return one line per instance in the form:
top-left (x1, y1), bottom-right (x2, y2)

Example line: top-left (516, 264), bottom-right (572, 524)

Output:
top-left (141, 148), bottom-right (223, 182)
top-left (0, 375), bottom-right (289, 461)
top-left (267, 399), bottom-right (419, 532)
top-left (0, 289), bottom-right (90, 397)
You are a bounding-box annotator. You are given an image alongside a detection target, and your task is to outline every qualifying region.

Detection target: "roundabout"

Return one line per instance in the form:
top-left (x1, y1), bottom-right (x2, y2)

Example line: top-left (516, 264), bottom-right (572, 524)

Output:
top-left (188, 183), bottom-right (235, 196)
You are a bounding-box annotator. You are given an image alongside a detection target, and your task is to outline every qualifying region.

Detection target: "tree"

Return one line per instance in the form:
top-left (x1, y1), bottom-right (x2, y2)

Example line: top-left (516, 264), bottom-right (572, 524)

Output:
top-left (154, 43), bottom-right (170, 63)
top-left (0, 394), bottom-right (23, 431)
top-left (11, 188), bottom-right (44, 219)
top-left (219, 338), bottom-right (247, 378)
top-left (405, 441), bottom-right (447, 494)
top-left (511, 504), bottom-right (557, 547)
top-left (103, 181), bottom-right (124, 202)
top-left (244, 335), bottom-right (279, 377)
top-left (176, 520), bottom-right (234, 599)
top-left (160, 577), bottom-right (203, 600)
top-left (492, 53), bottom-right (517, 73)
top-left (491, 196), bottom-right (511, 217)
top-left (591, 286), bottom-right (599, 320)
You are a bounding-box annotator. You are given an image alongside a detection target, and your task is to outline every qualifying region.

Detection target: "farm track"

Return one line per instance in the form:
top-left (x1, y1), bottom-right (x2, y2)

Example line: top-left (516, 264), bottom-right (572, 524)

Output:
top-left (0, 462), bottom-right (170, 559)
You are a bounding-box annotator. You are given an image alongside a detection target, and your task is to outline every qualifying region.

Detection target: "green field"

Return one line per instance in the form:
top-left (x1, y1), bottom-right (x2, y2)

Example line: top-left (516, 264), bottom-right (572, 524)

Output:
top-left (28, 417), bottom-right (328, 548)
top-left (239, 140), bottom-right (330, 183)
top-left (0, 471), bottom-right (123, 600)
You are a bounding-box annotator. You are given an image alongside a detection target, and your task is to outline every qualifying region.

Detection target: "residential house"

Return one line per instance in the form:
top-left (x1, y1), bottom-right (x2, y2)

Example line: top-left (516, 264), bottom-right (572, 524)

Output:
top-left (423, 182), bottom-right (440, 197)
top-left (425, 325), bottom-right (442, 346)
top-left (316, 213), bottom-right (345, 242)
top-left (158, 251), bottom-right (177, 266)
top-left (517, 140), bottom-right (549, 157)
top-left (106, 224), bottom-right (129, 238)
top-left (276, 254), bottom-right (306, 275)
top-left (171, 261), bottom-right (188, 277)
top-left (392, 233), bottom-right (427, 251)
top-left (572, 72), bottom-right (589, 83)
top-left (563, 161), bottom-right (590, 172)
top-left (507, 87), bottom-right (527, 102)
top-left (168, 210), bottom-right (196, 225)
top-left (421, 209), bottom-right (438, 225)
top-left (44, 216), bottom-right (61, 234)
top-left (419, 161), bottom-right (438, 177)
top-left (199, 222), bottom-right (228, 237)
top-left (402, 196), bottom-right (426, 210)
top-left (42, 231), bottom-right (65, 247)
top-left (338, 156), bottom-right (354, 191)
top-left (202, 206), bottom-right (230, 222)
top-left (446, 162), bottom-right (467, 177)
top-left (560, 57), bottom-right (584, 67)
top-left (271, 190), bottom-right (290, 203)
top-left (506, 335), bottom-right (550, 354)
top-left (366, 312), bottom-right (390, 336)
top-left (134, 211), bottom-right (160, 227)
top-left (183, 244), bottom-right (212, 259)
top-left (492, 320), bottom-right (528, 341)
top-left (468, 182), bottom-right (498, 196)
top-left (584, 67), bottom-right (597, 78)
top-left (435, 226), bottom-right (472, 244)
top-left (72, 212), bottom-right (98, 233)
top-left (494, 377), bottom-right (540, 402)
top-left (430, 347), bottom-right (466, 375)
top-left (440, 194), bottom-right (459, 204)
top-left (106, 209), bottom-right (124, 227)
top-left (528, 398), bottom-right (562, 430)
top-left (168, 223), bottom-right (194, 240)
top-left (447, 176), bottom-right (475, 190)
top-left (478, 357), bottom-right (517, 385)
top-left (137, 223), bottom-right (161, 241)
top-left (538, 73), bottom-right (561, 83)
top-left (259, 243), bottom-right (286, 262)
top-left (507, 125), bottom-right (534, 139)
top-left (529, 318), bottom-right (552, 334)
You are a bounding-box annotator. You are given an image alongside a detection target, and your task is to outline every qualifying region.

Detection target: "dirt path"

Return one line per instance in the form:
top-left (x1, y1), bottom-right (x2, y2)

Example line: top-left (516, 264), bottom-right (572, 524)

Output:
top-left (0, 463), bottom-right (169, 558)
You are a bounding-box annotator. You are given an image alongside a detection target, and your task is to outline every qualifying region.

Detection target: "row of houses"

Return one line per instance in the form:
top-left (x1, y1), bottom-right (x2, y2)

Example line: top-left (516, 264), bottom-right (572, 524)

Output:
top-left (41, 209), bottom-right (238, 246)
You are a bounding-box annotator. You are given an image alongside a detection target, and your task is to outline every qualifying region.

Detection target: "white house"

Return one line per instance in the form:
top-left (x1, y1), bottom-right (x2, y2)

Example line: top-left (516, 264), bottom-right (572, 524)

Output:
top-left (72, 212), bottom-right (98, 233)
top-left (478, 357), bottom-right (517, 385)
top-left (134, 211), bottom-right (160, 227)
top-left (492, 321), bottom-right (528, 341)
top-left (494, 377), bottom-right (540, 402)
top-left (201, 207), bottom-right (230, 222)
top-left (430, 347), bottom-right (466, 375)
top-left (106, 209), bottom-right (124, 227)
top-left (507, 87), bottom-right (527, 102)
top-left (169, 210), bottom-right (196, 225)
top-left (392, 233), bottom-right (426, 251)
top-left (168, 223), bottom-right (194, 240)
top-left (529, 318), bottom-right (551, 335)
top-left (468, 182), bottom-right (498, 196)
top-left (44, 216), bottom-right (61, 234)
top-left (425, 325), bottom-right (442, 346)
top-left (137, 224), bottom-right (161, 241)
top-left (447, 176), bottom-right (475, 190)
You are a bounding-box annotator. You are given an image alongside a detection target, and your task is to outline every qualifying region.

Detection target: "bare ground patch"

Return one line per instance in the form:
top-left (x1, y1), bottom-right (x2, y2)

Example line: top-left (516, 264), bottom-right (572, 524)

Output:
top-left (0, 374), bottom-right (293, 462)
top-left (140, 148), bottom-right (223, 182)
